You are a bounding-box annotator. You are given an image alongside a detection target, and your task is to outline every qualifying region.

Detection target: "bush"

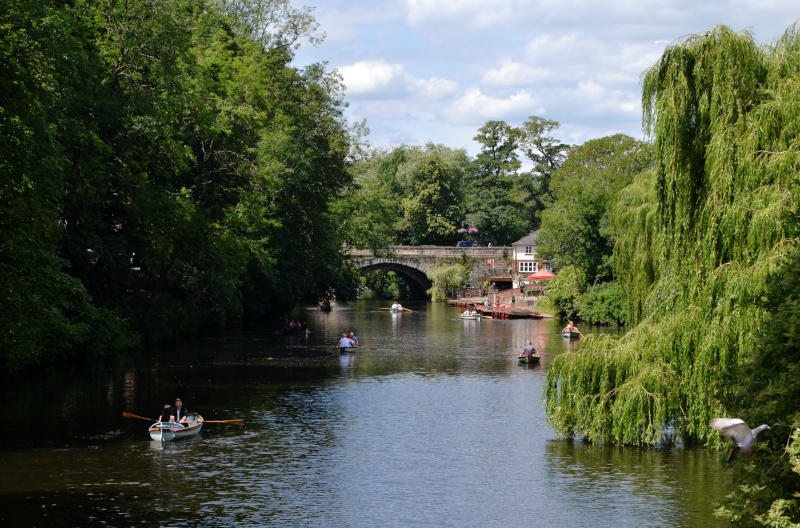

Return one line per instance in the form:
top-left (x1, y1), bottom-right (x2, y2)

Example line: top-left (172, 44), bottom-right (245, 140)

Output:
top-left (541, 265), bottom-right (585, 319)
top-left (578, 281), bottom-right (627, 325)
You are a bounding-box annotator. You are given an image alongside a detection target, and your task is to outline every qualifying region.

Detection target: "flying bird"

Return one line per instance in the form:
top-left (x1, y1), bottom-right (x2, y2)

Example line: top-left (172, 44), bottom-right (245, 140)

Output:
top-left (709, 418), bottom-right (771, 462)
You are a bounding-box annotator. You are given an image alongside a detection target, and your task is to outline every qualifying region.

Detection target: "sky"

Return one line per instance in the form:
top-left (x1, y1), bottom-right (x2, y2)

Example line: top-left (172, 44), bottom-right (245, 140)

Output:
top-left (291, 1), bottom-right (799, 155)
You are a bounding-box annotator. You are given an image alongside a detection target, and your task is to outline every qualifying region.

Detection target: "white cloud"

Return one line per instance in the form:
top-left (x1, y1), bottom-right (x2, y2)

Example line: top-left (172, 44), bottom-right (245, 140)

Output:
top-left (442, 88), bottom-right (544, 125)
top-left (293, 0), bottom-right (800, 155)
top-left (409, 76), bottom-right (460, 99)
top-left (338, 61), bottom-right (406, 96)
top-left (567, 78), bottom-right (640, 118)
top-left (482, 61), bottom-right (552, 87)
top-left (338, 60), bottom-right (460, 100)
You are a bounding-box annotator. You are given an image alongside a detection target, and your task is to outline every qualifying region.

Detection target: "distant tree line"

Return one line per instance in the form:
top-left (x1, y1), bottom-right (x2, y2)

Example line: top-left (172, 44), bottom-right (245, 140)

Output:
top-left (343, 120), bottom-right (652, 323)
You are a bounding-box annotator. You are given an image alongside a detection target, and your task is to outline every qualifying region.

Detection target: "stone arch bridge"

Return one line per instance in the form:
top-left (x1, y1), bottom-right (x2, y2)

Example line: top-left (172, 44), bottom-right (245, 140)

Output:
top-left (347, 246), bottom-right (510, 299)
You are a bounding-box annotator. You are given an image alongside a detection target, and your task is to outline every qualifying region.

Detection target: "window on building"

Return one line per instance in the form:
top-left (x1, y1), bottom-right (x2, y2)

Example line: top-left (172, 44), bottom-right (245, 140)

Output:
top-left (519, 262), bottom-right (535, 272)
top-left (524, 246), bottom-right (533, 255)
top-left (544, 262), bottom-right (552, 272)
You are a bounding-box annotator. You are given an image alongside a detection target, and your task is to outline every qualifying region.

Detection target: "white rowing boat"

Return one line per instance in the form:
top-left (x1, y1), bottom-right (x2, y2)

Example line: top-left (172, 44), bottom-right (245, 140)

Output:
top-left (148, 413), bottom-right (204, 441)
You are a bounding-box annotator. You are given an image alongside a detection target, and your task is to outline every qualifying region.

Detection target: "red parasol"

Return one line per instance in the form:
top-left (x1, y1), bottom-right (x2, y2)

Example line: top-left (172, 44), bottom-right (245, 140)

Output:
top-left (527, 269), bottom-right (555, 280)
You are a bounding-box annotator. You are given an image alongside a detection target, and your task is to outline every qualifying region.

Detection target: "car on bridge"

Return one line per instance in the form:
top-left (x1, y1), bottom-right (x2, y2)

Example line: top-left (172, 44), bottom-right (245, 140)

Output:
top-left (456, 241), bottom-right (479, 247)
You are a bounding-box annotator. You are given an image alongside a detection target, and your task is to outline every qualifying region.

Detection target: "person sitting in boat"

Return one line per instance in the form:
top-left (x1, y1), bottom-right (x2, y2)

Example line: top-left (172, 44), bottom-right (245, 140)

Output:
top-left (158, 404), bottom-right (171, 423)
top-left (170, 397), bottom-right (189, 423)
top-left (338, 333), bottom-right (354, 350)
top-left (561, 320), bottom-right (579, 334)
top-left (522, 340), bottom-right (537, 359)
top-left (349, 332), bottom-right (359, 347)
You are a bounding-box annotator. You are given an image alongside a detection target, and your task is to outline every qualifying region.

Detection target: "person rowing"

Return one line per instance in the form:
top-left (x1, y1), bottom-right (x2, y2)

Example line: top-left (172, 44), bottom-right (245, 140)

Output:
top-left (338, 333), bottom-right (354, 351)
top-left (561, 320), bottom-right (579, 334)
top-left (522, 340), bottom-right (538, 359)
top-left (170, 397), bottom-right (190, 423)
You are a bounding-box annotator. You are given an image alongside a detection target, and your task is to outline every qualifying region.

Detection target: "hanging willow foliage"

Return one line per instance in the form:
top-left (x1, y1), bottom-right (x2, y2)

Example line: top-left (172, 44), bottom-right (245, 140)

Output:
top-left (546, 24), bottom-right (800, 446)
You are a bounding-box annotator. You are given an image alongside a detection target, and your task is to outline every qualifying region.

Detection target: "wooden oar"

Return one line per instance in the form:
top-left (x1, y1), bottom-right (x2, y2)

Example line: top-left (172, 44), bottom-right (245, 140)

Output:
top-left (123, 411), bottom-right (154, 422)
top-left (185, 419), bottom-right (244, 424)
top-left (124, 411), bottom-right (243, 424)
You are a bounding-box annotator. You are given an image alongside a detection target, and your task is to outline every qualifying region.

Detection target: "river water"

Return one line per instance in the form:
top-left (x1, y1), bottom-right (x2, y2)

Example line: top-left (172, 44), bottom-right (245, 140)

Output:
top-left (0, 301), bottom-right (730, 527)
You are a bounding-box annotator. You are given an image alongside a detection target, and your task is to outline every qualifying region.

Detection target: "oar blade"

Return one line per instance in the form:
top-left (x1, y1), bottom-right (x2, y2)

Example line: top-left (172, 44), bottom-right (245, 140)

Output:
top-left (122, 411), bottom-right (153, 422)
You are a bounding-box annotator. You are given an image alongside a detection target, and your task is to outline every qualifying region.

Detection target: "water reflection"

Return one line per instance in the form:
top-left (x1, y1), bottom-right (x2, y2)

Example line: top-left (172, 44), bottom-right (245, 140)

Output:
top-left (0, 301), bottom-right (728, 527)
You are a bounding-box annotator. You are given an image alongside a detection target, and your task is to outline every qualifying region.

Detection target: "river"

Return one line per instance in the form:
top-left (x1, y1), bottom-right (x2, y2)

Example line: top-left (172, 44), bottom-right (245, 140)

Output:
top-left (0, 301), bottom-right (730, 527)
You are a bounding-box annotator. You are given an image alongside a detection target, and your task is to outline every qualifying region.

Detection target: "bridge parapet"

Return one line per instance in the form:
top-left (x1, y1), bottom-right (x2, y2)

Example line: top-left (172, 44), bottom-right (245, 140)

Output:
top-left (347, 245), bottom-right (509, 260)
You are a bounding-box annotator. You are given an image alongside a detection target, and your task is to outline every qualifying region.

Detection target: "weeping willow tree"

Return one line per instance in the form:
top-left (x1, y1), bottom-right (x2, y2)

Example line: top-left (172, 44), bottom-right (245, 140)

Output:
top-left (546, 22), bottom-right (800, 459)
top-left (427, 264), bottom-right (470, 301)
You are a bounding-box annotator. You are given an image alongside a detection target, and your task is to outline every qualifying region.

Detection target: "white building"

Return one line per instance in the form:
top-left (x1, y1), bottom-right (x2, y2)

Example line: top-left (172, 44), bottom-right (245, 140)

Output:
top-left (511, 231), bottom-right (552, 284)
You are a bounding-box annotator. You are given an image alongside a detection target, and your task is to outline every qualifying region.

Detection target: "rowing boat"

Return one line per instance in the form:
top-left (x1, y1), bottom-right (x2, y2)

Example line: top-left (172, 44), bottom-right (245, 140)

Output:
top-left (148, 413), bottom-right (204, 441)
top-left (517, 353), bottom-right (541, 364)
top-left (562, 331), bottom-right (580, 339)
top-left (459, 314), bottom-right (481, 320)
top-left (339, 346), bottom-right (358, 353)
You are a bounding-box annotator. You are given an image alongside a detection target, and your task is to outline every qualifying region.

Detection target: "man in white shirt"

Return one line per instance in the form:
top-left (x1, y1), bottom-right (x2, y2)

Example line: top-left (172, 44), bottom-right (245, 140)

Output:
top-left (338, 333), bottom-right (353, 350)
top-left (170, 398), bottom-right (189, 423)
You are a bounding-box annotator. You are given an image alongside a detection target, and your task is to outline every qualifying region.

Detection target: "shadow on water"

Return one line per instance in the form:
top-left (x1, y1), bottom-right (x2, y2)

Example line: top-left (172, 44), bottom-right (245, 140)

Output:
top-left (0, 300), bottom-right (730, 526)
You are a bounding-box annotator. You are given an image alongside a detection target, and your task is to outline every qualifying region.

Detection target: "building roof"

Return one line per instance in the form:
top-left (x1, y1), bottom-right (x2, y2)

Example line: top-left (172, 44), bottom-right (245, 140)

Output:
top-left (512, 230), bottom-right (539, 246)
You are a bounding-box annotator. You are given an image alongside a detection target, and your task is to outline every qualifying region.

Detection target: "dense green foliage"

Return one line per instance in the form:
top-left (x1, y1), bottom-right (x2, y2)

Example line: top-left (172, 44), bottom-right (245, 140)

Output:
top-left (577, 281), bottom-right (627, 326)
top-left (537, 265), bottom-right (585, 319)
top-left (545, 24), bottom-right (800, 525)
top-left (518, 116), bottom-right (572, 220)
top-left (466, 121), bottom-right (528, 245)
top-left (340, 116), bottom-right (569, 249)
top-left (0, 0), bottom-right (359, 370)
top-left (362, 270), bottom-right (413, 300)
top-left (338, 144), bottom-right (471, 249)
top-left (537, 134), bottom-right (652, 284)
top-left (718, 251), bottom-right (800, 525)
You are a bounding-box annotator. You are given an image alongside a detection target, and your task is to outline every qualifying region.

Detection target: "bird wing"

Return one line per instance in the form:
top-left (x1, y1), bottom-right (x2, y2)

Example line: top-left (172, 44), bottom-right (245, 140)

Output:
top-left (710, 418), bottom-right (753, 445)
top-left (710, 418), bottom-right (745, 431)
top-left (721, 423), bottom-right (753, 445)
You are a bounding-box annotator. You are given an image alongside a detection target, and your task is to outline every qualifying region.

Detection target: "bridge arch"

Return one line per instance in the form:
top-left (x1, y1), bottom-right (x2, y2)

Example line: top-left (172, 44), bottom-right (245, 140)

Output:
top-left (352, 257), bottom-right (433, 299)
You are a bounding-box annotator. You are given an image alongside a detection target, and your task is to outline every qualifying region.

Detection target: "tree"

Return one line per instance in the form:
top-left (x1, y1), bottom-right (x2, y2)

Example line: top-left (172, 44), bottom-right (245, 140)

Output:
top-left (545, 25), bottom-right (800, 480)
top-left (518, 115), bottom-right (570, 218)
top-left (0, 0), bottom-right (362, 367)
top-left (537, 134), bottom-right (652, 284)
top-left (540, 266), bottom-right (585, 319)
top-left (338, 144), bottom-right (469, 248)
top-left (398, 155), bottom-right (465, 245)
top-left (467, 121), bottom-right (528, 245)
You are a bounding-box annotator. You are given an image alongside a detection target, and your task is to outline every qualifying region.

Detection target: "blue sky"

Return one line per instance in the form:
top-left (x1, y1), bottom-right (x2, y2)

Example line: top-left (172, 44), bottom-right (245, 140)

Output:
top-left (291, 1), bottom-right (798, 155)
